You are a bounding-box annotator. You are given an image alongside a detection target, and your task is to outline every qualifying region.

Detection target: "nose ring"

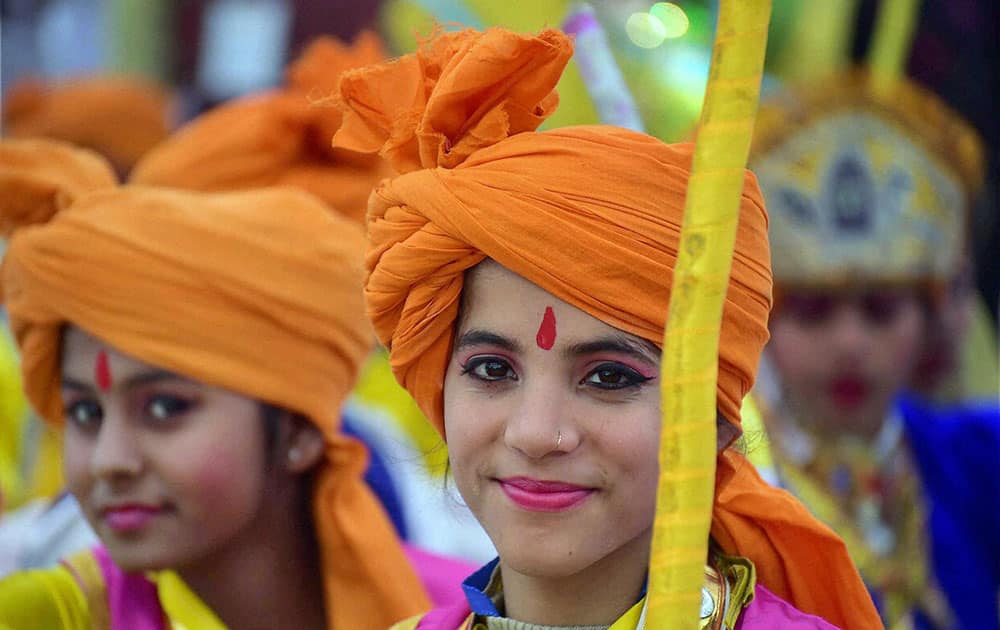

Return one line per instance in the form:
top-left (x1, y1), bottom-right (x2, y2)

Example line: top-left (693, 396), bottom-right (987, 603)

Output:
top-left (555, 430), bottom-right (563, 449)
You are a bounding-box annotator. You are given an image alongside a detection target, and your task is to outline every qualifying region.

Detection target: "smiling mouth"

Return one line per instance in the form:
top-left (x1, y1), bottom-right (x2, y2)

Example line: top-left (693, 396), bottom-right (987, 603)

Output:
top-left (497, 477), bottom-right (596, 512)
top-left (101, 504), bottom-right (165, 533)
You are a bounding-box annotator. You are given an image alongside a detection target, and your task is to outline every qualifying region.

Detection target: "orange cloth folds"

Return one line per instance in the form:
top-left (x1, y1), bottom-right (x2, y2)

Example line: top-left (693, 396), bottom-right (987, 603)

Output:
top-left (334, 27), bottom-right (881, 629)
top-left (3, 76), bottom-right (172, 174)
top-left (0, 139), bottom-right (429, 629)
top-left (131, 32), bottom-right (390, 223)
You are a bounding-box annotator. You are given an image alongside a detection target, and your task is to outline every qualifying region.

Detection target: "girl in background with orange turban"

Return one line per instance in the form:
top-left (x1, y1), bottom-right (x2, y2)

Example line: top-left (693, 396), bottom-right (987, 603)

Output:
top-left (0, 74), bottom-right (175, 521)
top-left (331, 26), bottom-right (881, 629)
top-left (0, 138), bottom-right (433, 629)
top-left (131, 31), bottom-right (496, 567)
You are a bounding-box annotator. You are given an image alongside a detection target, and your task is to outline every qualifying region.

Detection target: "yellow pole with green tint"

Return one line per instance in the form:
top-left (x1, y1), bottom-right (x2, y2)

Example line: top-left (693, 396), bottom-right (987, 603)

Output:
top-left (646, 1), bottom-right (772, 627)
top-left (868, 0), bottom-right (920, 94)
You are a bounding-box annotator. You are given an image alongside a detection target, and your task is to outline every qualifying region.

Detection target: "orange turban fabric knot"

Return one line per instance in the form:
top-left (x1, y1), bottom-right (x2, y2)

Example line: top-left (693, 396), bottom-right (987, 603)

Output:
top-left (335, 28), bottom-right (770, 437)
top-left (131, 32), bottom-right (390, 223)
top-left (0, 139), bottom-right (428, 629)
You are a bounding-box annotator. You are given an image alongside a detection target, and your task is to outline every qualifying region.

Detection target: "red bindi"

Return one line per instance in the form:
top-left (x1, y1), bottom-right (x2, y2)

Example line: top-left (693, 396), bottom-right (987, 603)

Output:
top-left (95, 350), bottom-right (112, 392)
top-left (536, 306), bottom-right (557, 350)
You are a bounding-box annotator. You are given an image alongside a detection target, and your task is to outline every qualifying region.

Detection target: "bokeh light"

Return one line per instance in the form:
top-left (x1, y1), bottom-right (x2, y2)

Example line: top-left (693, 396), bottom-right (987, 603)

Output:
top-left (626, 12), bottom-right (667, 49)
top-left (650, 2), bottom-right (690, 39)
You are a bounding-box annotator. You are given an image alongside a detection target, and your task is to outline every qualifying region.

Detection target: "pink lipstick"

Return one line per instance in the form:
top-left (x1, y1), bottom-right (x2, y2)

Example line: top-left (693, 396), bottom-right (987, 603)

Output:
top-left (499, 477), bottom-right (595, 512)
top-left (102, 505), bottom-right (162, 533)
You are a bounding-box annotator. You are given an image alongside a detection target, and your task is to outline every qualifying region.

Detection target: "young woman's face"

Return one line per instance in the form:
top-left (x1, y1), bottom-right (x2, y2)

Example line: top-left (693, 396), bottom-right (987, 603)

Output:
top-left (444, 262), bottom-right (661, 579)
top-left (768, 287), bottom-right (926, 436)
top-left (61, 327), bottom-right (271, 572)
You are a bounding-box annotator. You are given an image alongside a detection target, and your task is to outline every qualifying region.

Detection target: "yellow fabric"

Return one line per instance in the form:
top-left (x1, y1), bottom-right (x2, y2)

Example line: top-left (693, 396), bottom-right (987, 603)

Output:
top-left (959, 296), bottom-right (1000, 399)
top-left (0, 322), bottom-right (64, 511)
top-left (60, 550), bottom-right (110, 630)
top-left (156, 571), bottom-right (227, 630)
top-left (607, 598), bottom-right (645, 630)
top-left (648, 2), bottom-right (772, 625)
top-left (0, 327), bottom-right (27, 510)
top-left (740, 395), bottom-right (776, 475)
top-left (776, 452), bottom-right (931, 626)
top-left (390, 615), bottom-right (423, 630)
top-left (0, 564), bottom-right (92, 630)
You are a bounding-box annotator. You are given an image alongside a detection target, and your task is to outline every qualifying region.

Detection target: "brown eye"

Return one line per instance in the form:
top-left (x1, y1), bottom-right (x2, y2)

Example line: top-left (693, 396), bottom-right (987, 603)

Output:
top-left (462, 357), bottom-right (517, 382)
top-left (65, 400), bottom-right (103, 429)
top-left (146, 395), bottom-right (193, 422)
top-left (781, 293), bottom-right (835, 324)
top-left (583, 363), bottom-right (652, 390)
top-left (860, 292), bottom-right (909, 325)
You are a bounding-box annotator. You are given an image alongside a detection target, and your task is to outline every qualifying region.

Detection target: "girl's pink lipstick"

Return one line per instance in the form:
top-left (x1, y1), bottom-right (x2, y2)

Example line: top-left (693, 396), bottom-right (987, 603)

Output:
top-left (499, 477), bottom-right (595, 512)
top-left (102, 504), bottom-right (162, 532)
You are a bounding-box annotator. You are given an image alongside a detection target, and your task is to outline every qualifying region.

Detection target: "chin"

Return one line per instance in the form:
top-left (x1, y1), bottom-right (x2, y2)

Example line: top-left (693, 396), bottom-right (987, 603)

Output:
top-left (103, 542), bottom-right (173, 573)
top-left (498, 537), bottom-right (594, 579)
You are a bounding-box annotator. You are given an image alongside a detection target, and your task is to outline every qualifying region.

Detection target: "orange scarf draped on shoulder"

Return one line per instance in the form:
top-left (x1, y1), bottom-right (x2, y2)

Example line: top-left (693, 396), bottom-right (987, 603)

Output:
top-left (333, 27), bottom-right (880, 629)
top-left (0, 138), bottom-right (429, 629)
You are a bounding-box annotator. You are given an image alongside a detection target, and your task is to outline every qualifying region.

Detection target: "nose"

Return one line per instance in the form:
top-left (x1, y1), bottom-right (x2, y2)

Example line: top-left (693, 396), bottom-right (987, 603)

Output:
top-left (503, 379), bottom-right (579, 459)
top-left (90, 412), bottom-right (143, 481)
top-left (828, 304), bottom-right (873, 361)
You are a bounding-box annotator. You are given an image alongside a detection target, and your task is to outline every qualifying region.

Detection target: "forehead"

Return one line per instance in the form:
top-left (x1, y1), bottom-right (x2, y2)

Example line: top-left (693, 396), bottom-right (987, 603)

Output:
top-left (61, 326), bottom-right (157, 376)
top-left (459, 261), bottom-right (633, 342)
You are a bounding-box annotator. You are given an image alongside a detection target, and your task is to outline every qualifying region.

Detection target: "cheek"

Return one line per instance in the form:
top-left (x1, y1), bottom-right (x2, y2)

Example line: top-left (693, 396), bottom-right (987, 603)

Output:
top-left (768, 320), bottom-right (828, 381)
top-left (873, 309), bottom-right (926, 380)
top-left (443, 366), bottom-right (503, 449)
top-left (62, 432), bottom-right (93, 495)
top-left (163, 435), bottom-right (266, 514)
top-left (443, 390), bottom-right (488, 482)
top-left (597, 407), bottom-right (661, 529)
top-left (594, 403), bottom-right (661, 481)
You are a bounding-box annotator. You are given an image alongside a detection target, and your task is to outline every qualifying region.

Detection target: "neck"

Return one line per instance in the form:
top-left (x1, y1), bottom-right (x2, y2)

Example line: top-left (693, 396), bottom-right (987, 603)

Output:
top-left (499, 528), bottom-right (650, 626)
top-left (779, 395), bottom-right (889, 444)
top-left (179, 487), bottom-right (326, 630)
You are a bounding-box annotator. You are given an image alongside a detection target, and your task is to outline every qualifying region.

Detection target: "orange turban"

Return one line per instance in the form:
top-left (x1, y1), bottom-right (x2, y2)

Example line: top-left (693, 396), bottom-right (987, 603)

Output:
top-left (334, 27), bottom-right (881, 629)
top-left (3, 76), bottom-right (172, 175)
top-left (0, 139), bottom-right (429, 629)
top-left (130, 32), bottom-right (391, 223)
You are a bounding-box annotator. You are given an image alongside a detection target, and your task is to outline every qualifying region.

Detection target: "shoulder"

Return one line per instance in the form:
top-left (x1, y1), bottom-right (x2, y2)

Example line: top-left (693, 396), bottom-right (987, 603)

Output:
top-left (899, 394), bottom-right (1000, 480)
top-left (0, 559), bottom-right (92, 629)
top-left (739, 584), bottom-right (842, 629)
top-left (403, 544), bottom-right (477, 607)
top-left (899, 393), bottom-right (1000, 437)
top-left (391, 604), bottom-right (474, 630)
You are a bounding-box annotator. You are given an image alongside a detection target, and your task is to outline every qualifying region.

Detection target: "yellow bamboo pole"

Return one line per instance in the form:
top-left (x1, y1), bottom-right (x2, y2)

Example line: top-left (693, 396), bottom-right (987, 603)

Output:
top-left (646, 1), bottom-right (772, 627)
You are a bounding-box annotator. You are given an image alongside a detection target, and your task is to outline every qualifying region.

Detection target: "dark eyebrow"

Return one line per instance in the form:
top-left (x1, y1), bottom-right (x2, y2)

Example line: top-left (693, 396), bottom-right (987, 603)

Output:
top-left (61, 370), bottom-right (192, 392)
top-left (562, 335), bottom-right (661, 364)
top-left (453, 329), bottom-right (523, 354)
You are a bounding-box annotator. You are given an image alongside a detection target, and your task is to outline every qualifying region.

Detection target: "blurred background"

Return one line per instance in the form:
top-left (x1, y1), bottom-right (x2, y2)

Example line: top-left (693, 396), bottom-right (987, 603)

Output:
top-left (1, 0), bottom-right (997, 320)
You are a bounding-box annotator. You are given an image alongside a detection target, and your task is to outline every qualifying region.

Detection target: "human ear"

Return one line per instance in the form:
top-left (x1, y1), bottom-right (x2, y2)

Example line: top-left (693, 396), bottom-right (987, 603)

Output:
top-left (283, 417), bottom-right (325, 473)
